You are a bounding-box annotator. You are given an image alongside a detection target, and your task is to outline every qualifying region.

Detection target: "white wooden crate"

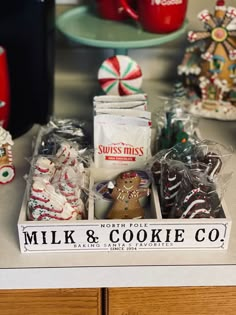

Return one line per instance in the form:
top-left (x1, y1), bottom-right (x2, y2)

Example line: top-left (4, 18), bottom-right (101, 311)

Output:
top-left (18, 167), bottom-right (232, 253)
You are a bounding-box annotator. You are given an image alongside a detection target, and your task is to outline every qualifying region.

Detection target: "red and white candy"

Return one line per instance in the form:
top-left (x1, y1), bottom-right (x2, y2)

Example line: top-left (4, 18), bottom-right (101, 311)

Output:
top-left (98, 55), bottom-right (143, 96)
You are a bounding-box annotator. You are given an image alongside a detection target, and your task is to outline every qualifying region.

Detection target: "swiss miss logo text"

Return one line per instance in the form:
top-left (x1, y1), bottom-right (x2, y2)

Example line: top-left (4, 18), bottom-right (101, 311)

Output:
top-left (97, 143), bottom-right (144, 162)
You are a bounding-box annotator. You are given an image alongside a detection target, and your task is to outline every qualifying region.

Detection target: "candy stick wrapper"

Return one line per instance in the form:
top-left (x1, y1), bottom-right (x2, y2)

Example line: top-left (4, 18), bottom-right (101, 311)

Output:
top-left (94, 108), bottom-right (151, 119)
top-left (94, 101), bottom-right (147, 111)
top-left (94, 93), bottom-right (147, 103)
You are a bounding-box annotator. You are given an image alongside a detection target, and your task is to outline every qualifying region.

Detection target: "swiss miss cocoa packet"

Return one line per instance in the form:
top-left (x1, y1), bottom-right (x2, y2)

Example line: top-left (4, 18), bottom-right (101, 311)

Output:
top-left (94, 114), bottom-right (152, 169)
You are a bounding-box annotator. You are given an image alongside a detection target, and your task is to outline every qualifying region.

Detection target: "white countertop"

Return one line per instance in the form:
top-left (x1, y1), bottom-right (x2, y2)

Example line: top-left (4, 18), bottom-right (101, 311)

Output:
top-left (1, 79), bottom-right (236, 289)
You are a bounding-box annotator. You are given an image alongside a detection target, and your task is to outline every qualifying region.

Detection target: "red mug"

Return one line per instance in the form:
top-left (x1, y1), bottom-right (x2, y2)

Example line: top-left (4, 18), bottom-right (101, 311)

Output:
top-left (120, 0), bottom-right (188, 33)
top-left (95, 0), bottom-right (134, 21)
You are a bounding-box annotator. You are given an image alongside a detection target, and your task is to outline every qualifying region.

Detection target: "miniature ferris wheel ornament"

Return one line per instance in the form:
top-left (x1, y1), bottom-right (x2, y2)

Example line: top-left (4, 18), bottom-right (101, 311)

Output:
top-left (178, 0), bottom-right (236, 120)
top-left (188, 0), bottom-right (236, 62)
top-left (0, 126), bottom-right (15, 184)
top-left (98, 55), bottom-right (143, 96)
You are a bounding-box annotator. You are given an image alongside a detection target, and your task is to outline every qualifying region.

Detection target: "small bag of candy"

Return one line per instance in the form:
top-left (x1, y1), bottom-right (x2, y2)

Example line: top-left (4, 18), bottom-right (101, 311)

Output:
top-left (93, 94), bottom-right (148, 112)
top-left (189, 139), bottom-right (234, 182)
top-left (146, 139), bottom-right (199, 186)
top-left (149, 137), bottom-right (233, 181)
top-left (169, 162), bottom-right (231, 219)
top-left (26, 137), bottom-right (90, 221)
top-left (153, 96), bottom-right (199, 152)
top-left (147, 137), bottom-right (234, 219)
top-left (36, 118), bottom-right (93, 166)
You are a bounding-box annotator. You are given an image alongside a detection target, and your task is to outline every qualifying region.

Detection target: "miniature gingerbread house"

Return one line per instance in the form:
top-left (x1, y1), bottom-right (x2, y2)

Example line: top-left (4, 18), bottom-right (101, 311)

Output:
top-left (199, 75), bottom-right (229, 110)
top-left (0, 126), bottom-right (15, 184)
top-left (178, 0), bottom-right (236, 120)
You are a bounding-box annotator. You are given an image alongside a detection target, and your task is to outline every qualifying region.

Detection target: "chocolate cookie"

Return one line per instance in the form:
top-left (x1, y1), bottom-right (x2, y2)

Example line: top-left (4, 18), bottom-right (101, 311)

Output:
top-left (174, 187), bottom-right (212, 219)
top-left (160, 161), bottom-right (186, 218)
top-left (201, 151), bottom-right (222, 180)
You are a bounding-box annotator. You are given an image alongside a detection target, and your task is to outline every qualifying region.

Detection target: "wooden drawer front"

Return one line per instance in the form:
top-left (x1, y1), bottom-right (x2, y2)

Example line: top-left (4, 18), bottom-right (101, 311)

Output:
top-left (106, 287), bottom-right (236, 315)
top-left (0, 288), bottom-right (102, 315)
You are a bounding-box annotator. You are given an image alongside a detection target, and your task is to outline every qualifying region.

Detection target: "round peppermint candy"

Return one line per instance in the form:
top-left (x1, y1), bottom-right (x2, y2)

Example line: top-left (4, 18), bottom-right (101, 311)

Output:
top-left (0, 165), bottom-right (15, 184)
top-left (98, 55), bottom-right (143, 96)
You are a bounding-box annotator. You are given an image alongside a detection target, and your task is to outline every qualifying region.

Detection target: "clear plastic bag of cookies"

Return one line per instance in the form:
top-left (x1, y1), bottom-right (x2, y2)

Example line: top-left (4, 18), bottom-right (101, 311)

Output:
top-left (26, 137), bottom-right (91, 221)
top-left (147, 139), bottom-right (234, 219)
top-left (36, 117), bottom-right (93, 166)
top-left (169, 162), bottom-right (231, 219)
top-left (26, 154), bottom-right (89, 221)
top-left (189, 139), bottom-right (234, 182)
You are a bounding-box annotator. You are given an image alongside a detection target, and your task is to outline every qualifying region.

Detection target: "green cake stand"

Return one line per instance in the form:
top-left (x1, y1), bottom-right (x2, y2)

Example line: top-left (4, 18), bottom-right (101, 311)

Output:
top-left (56, 5), bottom-right (188, 55)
